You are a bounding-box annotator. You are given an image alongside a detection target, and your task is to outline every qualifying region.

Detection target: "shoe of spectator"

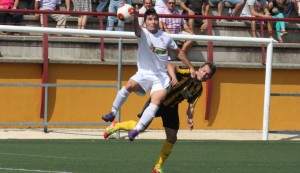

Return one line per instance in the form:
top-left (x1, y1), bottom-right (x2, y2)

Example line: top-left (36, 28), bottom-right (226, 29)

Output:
top-left (103, 121), bottom-right (117, 139)
top-left (128, 129), bottom-right (139, 141)
top-left (152, 166), bottom-right (164, 173)
top-left (280, 31), bottom-right (288, 37)
top-left (102, 111), bottom-right (115, 122)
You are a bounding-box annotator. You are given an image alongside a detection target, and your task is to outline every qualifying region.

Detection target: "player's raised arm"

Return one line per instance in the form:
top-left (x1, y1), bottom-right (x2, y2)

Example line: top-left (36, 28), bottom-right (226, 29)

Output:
top-left (133, 5), bottom-right (142, 37)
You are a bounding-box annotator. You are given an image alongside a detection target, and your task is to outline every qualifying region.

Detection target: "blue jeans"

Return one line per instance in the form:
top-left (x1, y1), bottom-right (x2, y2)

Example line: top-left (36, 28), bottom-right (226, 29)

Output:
top-left (97, 0), bottom-right (109, 12)
top-left (106, 0), bottom-right (132, 31)
top-left (106, 0), bottom-right (124, 31)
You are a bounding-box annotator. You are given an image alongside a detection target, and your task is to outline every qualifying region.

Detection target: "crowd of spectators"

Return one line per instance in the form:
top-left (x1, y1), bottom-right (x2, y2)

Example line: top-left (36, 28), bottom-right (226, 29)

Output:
top-left (0, 0), bottom-right (299, 42)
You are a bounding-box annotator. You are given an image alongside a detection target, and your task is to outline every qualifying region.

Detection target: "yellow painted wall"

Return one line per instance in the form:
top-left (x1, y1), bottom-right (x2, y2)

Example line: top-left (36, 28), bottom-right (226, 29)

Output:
top-left (0, 63), bottom-right (299, 130)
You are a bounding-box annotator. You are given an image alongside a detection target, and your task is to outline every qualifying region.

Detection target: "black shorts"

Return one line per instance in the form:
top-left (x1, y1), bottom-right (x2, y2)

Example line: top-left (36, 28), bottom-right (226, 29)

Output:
top-left (156, 104), bottom-right (180, 130)
top-left (137, 100), bottom-right (179, 131)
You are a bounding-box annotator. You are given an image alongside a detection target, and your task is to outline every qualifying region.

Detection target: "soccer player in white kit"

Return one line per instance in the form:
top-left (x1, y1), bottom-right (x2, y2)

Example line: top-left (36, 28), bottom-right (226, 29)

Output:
top-left (102, 7), bottom-right (196, 141)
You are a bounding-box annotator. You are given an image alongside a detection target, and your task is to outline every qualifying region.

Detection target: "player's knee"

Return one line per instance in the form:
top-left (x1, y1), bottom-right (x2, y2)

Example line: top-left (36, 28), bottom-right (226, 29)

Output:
top-left (167, 135), bottom-right (177, 144)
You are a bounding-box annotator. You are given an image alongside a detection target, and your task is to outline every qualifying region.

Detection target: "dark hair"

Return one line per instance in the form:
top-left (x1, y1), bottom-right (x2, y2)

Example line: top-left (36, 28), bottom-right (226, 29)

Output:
top-left (144, 8), bottom-right (159, 22)
top-left (202, 62), bottom-right (217, 78)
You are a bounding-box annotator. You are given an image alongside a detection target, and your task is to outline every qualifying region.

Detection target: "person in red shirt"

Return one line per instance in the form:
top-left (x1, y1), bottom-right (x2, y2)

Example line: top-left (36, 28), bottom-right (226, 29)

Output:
top-left (0, 0), bottom-right (23, 34)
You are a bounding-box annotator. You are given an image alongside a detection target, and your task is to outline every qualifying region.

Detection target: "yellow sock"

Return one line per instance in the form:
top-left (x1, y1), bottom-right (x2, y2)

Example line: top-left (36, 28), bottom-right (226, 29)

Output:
top-left (115, 120), bottom-right (137, 131)
top-left (154, 140), bottom-right (174, 168)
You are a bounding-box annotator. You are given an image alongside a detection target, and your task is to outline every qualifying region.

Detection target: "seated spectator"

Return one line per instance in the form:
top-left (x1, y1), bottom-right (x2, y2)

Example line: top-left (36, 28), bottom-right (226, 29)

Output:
top-left (268, 0), bottom-right (288, 43)
top-left (209, 0), bottom-right (245, 21)
top-left (138, 0), bottom-right (153, 27)
top-left (284, 0), bottom-right (298, 18)
top-left (73, 0), bottom-right (92, 31)
top-left (155, 0), bottom-right (167, 14)
top-left (240, 0), bottom-right (273, 38)
top-left (0, 0), bottom-right (23, 35)
top-left (106, 0), bottom-right (132, 31)
top-left (34, 0), bottom-right (67, 29)
top-left (26, 0), bottom-right (35, 10)
top-left (160, 0), bottom-right (194, 54)
top-left (180, 0), bottom-right (210, 34)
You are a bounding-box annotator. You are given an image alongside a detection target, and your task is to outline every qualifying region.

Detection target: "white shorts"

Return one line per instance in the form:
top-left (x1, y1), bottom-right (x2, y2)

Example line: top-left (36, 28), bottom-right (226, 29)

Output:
top-left (130, 71), bottom-right (170, 96)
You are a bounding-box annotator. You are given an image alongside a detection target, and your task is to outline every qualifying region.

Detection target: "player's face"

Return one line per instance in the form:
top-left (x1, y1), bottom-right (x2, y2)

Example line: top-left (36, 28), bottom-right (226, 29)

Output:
top-left (196, 65), bottom-right (211, 81)
top-left (145, 14), bottom-right (159, 33)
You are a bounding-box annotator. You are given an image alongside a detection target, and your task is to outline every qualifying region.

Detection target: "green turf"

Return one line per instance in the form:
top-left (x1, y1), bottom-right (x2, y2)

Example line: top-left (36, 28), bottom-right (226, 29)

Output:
top-left (0, 139), bottom-right (299, 173)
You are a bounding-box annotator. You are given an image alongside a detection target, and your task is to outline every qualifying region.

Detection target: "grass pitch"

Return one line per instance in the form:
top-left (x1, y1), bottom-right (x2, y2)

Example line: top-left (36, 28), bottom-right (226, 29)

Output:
top-left (0, 139), bottom-right (299, 173)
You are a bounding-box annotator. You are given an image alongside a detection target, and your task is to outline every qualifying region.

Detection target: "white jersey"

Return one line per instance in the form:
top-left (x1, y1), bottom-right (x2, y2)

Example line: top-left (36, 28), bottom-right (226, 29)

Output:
top-left (137, 28), bottom-right (178, 77)
top-left (241, 0), bottom-right (268, 16)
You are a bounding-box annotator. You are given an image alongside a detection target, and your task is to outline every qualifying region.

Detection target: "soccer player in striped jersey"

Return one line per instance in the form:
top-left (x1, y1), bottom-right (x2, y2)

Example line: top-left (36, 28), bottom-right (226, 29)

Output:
top-left (103, 62), bottom-right (216, 173)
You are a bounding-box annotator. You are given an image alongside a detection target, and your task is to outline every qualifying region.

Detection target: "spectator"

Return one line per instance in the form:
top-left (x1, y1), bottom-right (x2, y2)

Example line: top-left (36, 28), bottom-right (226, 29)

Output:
top-left (0, 0), bottom-right (23, 35)
top-left (138, 0), bottom-right (153, 27)
top-left (65, 0), bottom-right (71, 11)
top-left (268, 0), bottom-right (288, 43)
top-left (35, 0), bottom-right (67, 29)
top-left (180, 0), bottom-right (210, 33)
top-left (106, 0), bottom-right (132, 31)
top-left (155, 0), bottom-right (167, 13)
top-left (97, 0), bottom-right (110, 12)
top-left (73, 0), bottom-right (92, 30)
top-left (240, 0), bottom-right (273, 38)
top-left (209, 0), bottom-right (245, 21)
top-left (284, 0), bottom-right (298, 18)
top-left (26, 0), bottom-right (35, 10)
top-left (297, 0), bottom-right (300, 17)
top-left (160, 0), bottom-right (194, 53)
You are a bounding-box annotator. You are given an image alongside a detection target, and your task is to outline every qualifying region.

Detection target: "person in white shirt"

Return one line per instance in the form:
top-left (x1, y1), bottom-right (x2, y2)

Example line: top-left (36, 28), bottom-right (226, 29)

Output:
top-left (155, 0), bottom-right (167, 13)
top-left (34, 0), bottom-right (67, 28)
top-left (138, 0), bottom-right (153, 27)
top-left (240, 0), bottom-right (273, 38)
top-left (102, 8), bottom-right (196, 141)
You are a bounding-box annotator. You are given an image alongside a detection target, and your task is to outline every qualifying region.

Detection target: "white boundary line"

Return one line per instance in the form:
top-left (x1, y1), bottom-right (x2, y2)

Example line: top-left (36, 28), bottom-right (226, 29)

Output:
top-left (0, 167), bottom-right (72, 173)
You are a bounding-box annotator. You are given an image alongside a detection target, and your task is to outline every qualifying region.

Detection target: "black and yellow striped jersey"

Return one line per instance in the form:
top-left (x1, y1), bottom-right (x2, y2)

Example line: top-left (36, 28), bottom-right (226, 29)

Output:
top-left (162, 66), bottom-right (203, 107)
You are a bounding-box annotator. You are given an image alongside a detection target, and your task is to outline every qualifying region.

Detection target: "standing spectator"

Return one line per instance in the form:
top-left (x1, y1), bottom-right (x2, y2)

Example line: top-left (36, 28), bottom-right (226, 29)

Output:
top-left (180, 0), bottom-right (210, 33)
top-left (268, 0), bottom-right (288, 43)
top-left (73, 0), bottom-right (92, 30)
top-left (97, 0), bottom-right (110, 12)
top-left (160, 0), bottom-right (194, 53)
top-left (240, 0), bottom-right (273, 38)
top-left (0, 0), bottom-right (23, 35)
top-left (106, 0), bottom-right (132, 31)
top-left (209, 0), bottom-right (245, 21)
top-left (138, 0), bottom-right (153, 27)
top-left (155, 0), bottom-right (167, 13)
top-left (35, 0), bottom-right (67, 28)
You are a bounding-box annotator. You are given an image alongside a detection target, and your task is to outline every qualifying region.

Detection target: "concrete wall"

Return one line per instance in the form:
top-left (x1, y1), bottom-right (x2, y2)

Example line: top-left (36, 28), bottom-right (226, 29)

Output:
top-left (0, 63), bottom-right (299, 130)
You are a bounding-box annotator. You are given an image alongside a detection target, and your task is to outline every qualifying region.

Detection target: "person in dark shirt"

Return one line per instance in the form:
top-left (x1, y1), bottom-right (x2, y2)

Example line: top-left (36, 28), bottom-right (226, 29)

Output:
top-left (103, 62), bottom-right (217, 173)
